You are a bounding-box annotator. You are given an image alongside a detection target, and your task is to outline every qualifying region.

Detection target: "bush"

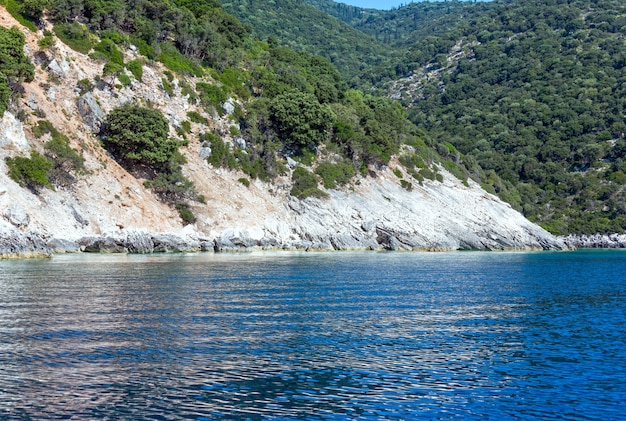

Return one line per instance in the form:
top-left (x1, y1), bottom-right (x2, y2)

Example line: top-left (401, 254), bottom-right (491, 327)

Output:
top-left (290, 166), bottom-right (327, 199)
top-left (6, 151), bottom-right (53, 190)
top-left (175, 203), bottom-right (196, 225)
top-left (238, 177), bottom-right (250, 187)
top-left (53, 23), bottom-right (93, 54)
top-left (103, 104), bottom-right (182, 172)
top-left (187, 111), bottom-right (207, 124)
top-left (196, 82), bottom-right (227, 115)
top-left (314, 161), bottom-right (355, 189)
top-left (162, 78), bottom-right (174, 96)
top-left (127, 59), bottom-right (143, 81)
top-left (117, 73), bottom-right (131, 87)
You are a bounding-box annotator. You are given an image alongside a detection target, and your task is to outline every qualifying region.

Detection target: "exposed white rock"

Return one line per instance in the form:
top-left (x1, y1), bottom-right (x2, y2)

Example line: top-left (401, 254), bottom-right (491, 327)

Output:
top-left (0, 112), bottom-right (30, 152)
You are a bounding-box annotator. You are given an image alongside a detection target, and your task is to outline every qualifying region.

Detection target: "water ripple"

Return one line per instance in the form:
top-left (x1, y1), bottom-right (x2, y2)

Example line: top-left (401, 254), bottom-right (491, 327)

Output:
top-left (1, 251), bottom-right (625, 420)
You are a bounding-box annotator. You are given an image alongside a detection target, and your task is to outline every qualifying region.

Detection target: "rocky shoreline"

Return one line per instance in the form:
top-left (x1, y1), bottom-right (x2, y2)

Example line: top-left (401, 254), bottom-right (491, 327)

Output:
top-left (559, 233), bottom-right (626, 249)
top-left (1, 226), bottom-right (569, 260)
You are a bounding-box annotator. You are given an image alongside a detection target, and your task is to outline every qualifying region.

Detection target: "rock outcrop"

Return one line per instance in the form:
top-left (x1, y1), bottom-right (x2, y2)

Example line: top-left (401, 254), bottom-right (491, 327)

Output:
top-left (560, 234), bottom-right (626, 249)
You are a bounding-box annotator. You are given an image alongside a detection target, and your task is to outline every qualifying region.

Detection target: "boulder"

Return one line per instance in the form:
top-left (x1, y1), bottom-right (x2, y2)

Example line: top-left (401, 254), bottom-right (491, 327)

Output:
top-left (47, 238), bottom-right (81, 253)
top-left (79, 236), bottom-right (127, 253)
top-left (151, 234), bottom-right (200, 252)
top-left (126, 231), bottom-right (154, 254)
top-left (0, 112), bottom-right (30, 152)
top-left (76, 92), bottom-right (105, 133)
top-left (0, 230), bottom-right (52, 258)
top-left (4, 204), bottom-right (30, 228)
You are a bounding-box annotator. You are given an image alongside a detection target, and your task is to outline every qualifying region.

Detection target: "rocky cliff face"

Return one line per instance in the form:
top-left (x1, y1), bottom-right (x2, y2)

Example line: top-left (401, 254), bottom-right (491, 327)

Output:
top-left (0, 9), bottom-right (566, 257)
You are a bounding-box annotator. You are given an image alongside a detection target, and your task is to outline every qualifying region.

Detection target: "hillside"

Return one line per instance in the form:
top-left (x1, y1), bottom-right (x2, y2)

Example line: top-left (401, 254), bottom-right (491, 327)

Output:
top-left (0, 2), bottom-right (564, 257)
top-left (391, 0), bottom-right (626, 235)
top-left (220, 0), bottom-right (396, 86)
top-left (267, 0), bottom-right (626, 235)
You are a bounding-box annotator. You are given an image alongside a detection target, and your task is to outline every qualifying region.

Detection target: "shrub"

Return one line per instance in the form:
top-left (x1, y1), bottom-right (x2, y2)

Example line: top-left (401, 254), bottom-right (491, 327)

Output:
top-left (196, 82), bottom-right (227, 115)
top-left (187, 111), bottom-right (207, 125)
top-left (6, 151), bottom-right (53, 190)
top-left (175, 203), bottom-right (196, 225)
top-left (205, 134), bottom-right (237, 169)
top-left (162, 78), bottom-right (174, 96)
top-left (38, 31), bottom-right (55, 49)
top-left (314, 161), bottom-right (355, 189)
top-left (103, 104), bottom-right (182, 173)
top-left (393, 168), bottom-right (403, 178)
top-left (238, 177), bottom-right (250, 187)
top-left (290, 166), bottom-right (327, 199)
top-left (77, 78), bottom-right (94, 95)
top-left (127, 59), bottom-right (143, 81)
top-left (117, 73), bottom-right (131, 87)
top-left (400, 180), bottom-right (413, 191)
top-left (53, 23), bottom-right (93, 54)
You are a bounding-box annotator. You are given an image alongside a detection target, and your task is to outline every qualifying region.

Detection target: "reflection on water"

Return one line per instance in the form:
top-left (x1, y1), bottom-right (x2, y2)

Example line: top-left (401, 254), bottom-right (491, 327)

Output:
top-left (1, 251), bottom-right (625, 420)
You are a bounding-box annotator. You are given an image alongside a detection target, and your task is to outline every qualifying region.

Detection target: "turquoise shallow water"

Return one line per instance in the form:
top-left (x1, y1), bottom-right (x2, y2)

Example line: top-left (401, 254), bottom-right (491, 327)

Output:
top-left (0, 250), bottom-right (625, 420)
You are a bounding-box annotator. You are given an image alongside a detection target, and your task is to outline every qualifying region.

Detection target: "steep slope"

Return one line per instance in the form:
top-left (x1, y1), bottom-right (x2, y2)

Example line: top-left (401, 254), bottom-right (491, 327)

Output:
top-left (0, 6), bottom-right (564, 257)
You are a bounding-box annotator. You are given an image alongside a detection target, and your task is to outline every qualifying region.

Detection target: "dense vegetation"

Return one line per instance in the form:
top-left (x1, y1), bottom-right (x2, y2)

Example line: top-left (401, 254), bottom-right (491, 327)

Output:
top-left (391, 0), bottom-right (626, 234)
top-left (6, 120), bottom-right (84, 191)
top-left (0, 25), bottom-right (34, 115)
top-left (287, 0), bottom-right (626, 235)
top-left (220, 0), bottom-right (395, 86)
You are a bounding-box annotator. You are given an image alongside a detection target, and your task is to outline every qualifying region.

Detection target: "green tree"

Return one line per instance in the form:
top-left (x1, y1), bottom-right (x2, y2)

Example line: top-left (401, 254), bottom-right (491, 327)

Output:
top-left (269, 91), bottom-right (334, 153)
top-left (103, 104), bottom-right (182, 172)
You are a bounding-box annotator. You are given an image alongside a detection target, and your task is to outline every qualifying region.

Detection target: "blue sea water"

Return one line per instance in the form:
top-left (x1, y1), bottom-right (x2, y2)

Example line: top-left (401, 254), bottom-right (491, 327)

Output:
top-left (0, 250), bottom-right (625, 420)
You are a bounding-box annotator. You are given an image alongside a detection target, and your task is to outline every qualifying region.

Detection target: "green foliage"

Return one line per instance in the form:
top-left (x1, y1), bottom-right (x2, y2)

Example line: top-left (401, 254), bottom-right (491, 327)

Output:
top-left (92, 38), bottom-right (124, 65)
top-left (2, 0), bottom-right (38, 31)
top-left (5, 151), bottom-right (53, 190)
top-left (127, 59), bottom-right (143, 81)
top-left (400, 179), bottom-right (413, 191)
top-left (31, 120), bottom-right (85, 186)
top-left (187, 111), bottom-right (207, 125)
top-left (157, 42), bottom-right (203, 76)
top-left (205, 133), bottom-right (237, 169)
top-left (77, 78), bottom-right (94, 95)
top-left (221, 0), bottom-right (393, 84)
top-left (268, 91), bottom-right (334, 153)
top-left (0, 25), bottom-right (35, 115)
top-left (103, 104), bottom-right (182, 173)
top-left (238, 177), bottom-right (250, 187)
top-left (38, 30), bottom-right (55, 49)
top-left (290, 166), bottom-right (327, 199)
top-left (196, 82), bottom-right (227, 115)
top-left (314, 161), bottom-right (355, 189)
top-left (393, 168), bottom-right (403, 179)
top-left (117, 73), bottom-right (131, 87)
top-left (144, 164), bottom-right (196, 203)
top-left (53, 23), bottom-right (93, 54)
top-left (161, 78), bottom-right (174, 96)
top-left (175, 203), bottom-right (196, 225)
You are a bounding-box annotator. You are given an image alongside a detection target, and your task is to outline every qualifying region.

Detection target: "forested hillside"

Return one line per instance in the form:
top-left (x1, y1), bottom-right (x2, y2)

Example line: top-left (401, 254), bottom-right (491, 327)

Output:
top-left (295, 0), bottom-right (626, 235)
top-left (219, 0), bottom-right (395, 86)
top-left (397, 0), bottom-right (626, 235)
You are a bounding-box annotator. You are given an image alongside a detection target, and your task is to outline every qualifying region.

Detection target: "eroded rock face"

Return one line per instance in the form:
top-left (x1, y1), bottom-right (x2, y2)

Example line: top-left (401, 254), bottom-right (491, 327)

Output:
top-left (0, 229), bottom-right (51, 258)
top-left (561, 234), bottom-right (626, 249)
top-left (76, 92), bottom-right (105, 133)
top-left (4, 204), bottom-right (30, 228)
top-left (0, 112), bottom-right (30, 152)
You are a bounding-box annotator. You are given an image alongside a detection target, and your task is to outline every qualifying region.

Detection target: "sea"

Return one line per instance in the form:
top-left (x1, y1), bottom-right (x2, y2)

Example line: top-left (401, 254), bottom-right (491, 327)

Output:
top-left (0, 250), bottom-right (625, 420)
